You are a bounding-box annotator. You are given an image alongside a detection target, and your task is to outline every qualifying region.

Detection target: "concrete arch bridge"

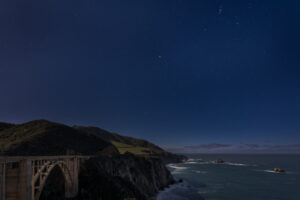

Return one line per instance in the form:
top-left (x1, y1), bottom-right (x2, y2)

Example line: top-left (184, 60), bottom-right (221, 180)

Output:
top-left (0, 155), bottom-right (90, 200)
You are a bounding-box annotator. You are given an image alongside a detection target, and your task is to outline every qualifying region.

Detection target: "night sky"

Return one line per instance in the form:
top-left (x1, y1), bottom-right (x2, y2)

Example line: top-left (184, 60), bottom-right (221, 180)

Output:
top-left (1, 0), bottom-right (300, 153)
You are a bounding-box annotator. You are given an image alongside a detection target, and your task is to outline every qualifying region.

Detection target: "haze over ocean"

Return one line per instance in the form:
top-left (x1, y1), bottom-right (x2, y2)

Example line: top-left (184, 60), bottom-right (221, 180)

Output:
top-left (1, 0), bottom-right (300, 153)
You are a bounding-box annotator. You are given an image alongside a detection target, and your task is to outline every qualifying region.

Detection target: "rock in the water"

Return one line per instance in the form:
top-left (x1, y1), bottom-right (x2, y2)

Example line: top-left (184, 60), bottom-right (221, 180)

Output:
top-left (215, 158), bottom-right (224, 164)
top-left (274, 168), bottom-right (285, 173)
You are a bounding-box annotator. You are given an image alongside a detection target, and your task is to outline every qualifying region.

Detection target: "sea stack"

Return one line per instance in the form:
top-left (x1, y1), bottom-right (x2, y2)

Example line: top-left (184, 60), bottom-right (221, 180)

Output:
top-left (215, 158), bottom-right (224, 164)
top-left (274, 168), bottom-right (285, 173)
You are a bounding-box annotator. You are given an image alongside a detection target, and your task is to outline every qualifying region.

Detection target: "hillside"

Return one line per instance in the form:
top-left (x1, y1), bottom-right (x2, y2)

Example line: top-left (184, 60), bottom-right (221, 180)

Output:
top-left (74, 126), bottom-right (186, 162)
top-left (0, 120), bottom-right (185, 162)
top-left (0, 120), bottom-right (118, 156)
top-left (0, 122), bottom-right (15, 132)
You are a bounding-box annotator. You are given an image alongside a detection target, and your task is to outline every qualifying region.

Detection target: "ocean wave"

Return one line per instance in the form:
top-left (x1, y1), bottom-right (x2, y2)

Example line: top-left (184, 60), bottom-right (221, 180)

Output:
top-left (225, 162), bottom-right (248, 166)
top-left (157, 182), bottom-right (190, 200)
top-left (196, 161), bottom-right (215, 165)
top-left (187, 158), bottom-right (203, 162)
top-left (168, 164), bottom-right (189, 170)
top-left (167, 164), bottom-right (189, 174)
top-left (194, 170), bottom-right (208, 174)
top-left (257, 169), bottom-right (293, 174)
top-left (197, 188), bottom-right (215, 195)
top-left (263, 170), bottom-right (277, 173)
top-left (254, 169), bottom-right (280, 174)
top-left (184, 161), bottom-right (198, 164)
top-left (183, 158), bottom-right (203, 165)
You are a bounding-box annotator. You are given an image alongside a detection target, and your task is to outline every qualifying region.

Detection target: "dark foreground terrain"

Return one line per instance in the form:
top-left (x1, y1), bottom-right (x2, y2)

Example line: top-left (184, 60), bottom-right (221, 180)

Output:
top-left (0, 120), bottom-right (185, 200)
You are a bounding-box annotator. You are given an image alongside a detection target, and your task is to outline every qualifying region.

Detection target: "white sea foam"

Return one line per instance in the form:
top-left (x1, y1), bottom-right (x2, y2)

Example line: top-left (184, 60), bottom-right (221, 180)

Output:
top-left (194, 170), bottom-right (208, 174)
top-left (262, 169), bottom-right (293, 174)
top-left (157, 182), bottom-right (190, 200)
top-left (168, 164), bottom-right (189, 170)
top-left (184, 161), bottom-right (198, 164)
top-left (182, 158), bottom-right (203, 165)
top-left (255, 169), bottom-right (287, 174)
top-left (187, 158), bottom-right (203, 162)
top-left (197, 188), bottom-right (215, 194)
top-left (167, 164), bottom-right (189, 174)
top-left (225, 162), bottom-right (248, 166)
top-left (196, 161), bottom-right (215, 165)
top-left (197, 190), bottom-right (207, 194)
top-left (263, 170), bottom-right (277, 173)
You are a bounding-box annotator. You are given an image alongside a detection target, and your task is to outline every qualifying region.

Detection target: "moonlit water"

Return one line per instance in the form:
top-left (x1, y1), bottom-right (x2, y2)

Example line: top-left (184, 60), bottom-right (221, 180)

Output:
top-left (158, 154), bottom-right (300, 200)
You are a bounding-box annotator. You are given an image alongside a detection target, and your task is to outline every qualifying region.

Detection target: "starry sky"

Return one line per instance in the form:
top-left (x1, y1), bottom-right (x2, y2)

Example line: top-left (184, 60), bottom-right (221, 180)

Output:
top-left (1, 0), bottom-right (300, 153)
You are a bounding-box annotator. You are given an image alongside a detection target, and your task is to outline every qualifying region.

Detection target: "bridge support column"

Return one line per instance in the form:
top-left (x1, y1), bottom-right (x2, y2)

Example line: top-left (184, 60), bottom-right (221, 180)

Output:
top-left (64, 157), bottom-right (79, 198)
top-left (0, 156), bottom-right (87, 200)
top-left (0, 163), bottom-right (6, 200)
top-left (17, 160), bottom-right (32, 200)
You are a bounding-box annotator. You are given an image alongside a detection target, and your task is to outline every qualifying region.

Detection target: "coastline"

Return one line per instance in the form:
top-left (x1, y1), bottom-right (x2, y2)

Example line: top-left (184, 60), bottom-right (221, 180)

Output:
top-left (157, 154), bottom-right (300, 200)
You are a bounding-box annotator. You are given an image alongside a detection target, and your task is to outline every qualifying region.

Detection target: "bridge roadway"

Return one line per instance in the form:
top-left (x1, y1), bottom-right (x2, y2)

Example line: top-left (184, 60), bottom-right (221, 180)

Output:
top-left (0, 155), bottom-right (90, 200)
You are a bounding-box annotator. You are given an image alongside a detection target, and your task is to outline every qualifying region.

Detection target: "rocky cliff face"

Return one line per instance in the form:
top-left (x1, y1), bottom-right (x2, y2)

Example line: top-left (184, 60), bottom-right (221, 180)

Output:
top-left (77, 153), bottom-right (175, 200)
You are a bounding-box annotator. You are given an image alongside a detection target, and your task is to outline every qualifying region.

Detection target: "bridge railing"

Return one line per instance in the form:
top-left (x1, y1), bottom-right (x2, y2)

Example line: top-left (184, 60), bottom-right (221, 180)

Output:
top-left (0, 155), bottom-right (91, 163)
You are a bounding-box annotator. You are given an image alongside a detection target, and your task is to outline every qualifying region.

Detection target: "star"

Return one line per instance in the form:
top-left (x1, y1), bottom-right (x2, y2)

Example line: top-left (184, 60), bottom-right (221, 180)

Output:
top-left (218, 5), bottom-right (223, 15)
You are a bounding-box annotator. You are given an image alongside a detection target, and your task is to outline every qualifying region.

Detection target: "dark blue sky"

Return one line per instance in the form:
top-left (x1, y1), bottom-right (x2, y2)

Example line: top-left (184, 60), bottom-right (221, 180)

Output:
top-left (1, 0), bottom-right (300, 152)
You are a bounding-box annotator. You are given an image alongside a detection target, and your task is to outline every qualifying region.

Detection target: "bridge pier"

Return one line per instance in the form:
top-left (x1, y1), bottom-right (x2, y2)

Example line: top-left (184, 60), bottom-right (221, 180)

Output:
top-left (64, 157), bottom-right (79, 199)
top-left (0, 159), bottom-right (31, 200)
top-left (0, 156), bottom-right (87, 200)
top-left (18, 160), bottom-right (32, 200)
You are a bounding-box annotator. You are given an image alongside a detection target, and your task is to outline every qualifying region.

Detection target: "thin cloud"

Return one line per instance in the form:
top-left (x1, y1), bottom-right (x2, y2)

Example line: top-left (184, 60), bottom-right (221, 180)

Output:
top-left (243, 144), bottom-right (260, 149)
top-left (184, 143), bottom-right (232, 150)
top-left (165, 143), bottom-right (300, 154)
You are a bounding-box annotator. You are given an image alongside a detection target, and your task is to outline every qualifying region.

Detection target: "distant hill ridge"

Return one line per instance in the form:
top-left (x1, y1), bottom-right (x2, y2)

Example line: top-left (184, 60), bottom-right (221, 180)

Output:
top-left (0, 120), bottom-right (118, 156)
top-left (0, 122), bottom-right (15, 132)
top-left (74, 126), bottom-right (165, 152)
top-left (0, 120), bottom-right (186, 162)
top-left (74, 126), bottom-right (186, 162)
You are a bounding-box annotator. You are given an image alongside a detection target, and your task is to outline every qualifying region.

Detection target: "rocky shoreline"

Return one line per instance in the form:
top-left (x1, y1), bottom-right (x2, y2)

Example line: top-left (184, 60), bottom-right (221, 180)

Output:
top-left (78, 153), bottom-right (177, 200)
top-left (41, 153), bottom-right (182, 200)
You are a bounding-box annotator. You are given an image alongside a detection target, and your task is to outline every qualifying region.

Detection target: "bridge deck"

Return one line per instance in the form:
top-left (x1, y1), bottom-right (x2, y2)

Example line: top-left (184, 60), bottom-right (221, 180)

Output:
top-left (0, 155), bottom-right (91, 163)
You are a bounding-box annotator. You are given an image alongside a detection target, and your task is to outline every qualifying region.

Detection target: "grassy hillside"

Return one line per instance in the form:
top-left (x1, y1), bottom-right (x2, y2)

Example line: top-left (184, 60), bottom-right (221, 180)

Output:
top-left (0, 120), bottom-right (118, 156)
top-left (74, 126), bottom-right (186, 162)
top-left (0, 120), bottom-right (185, 162)
top-left (111, 141), bottom-right (162, 155)
top-left (74, 126), bottom-right (164, 155)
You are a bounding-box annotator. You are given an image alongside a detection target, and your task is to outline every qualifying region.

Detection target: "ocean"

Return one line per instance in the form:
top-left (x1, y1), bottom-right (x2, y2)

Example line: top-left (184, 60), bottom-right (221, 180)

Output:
top-left (157, 154), bottom-right (300, 200)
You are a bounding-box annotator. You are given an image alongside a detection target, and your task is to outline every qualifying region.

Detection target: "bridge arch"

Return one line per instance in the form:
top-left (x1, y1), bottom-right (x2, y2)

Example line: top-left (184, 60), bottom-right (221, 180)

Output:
top-left (32, 160), bottom-right (73, 200)
top-left (38, 165), bottom-right (67, 200)
top-left (0, 156), bottom-right (87, 200)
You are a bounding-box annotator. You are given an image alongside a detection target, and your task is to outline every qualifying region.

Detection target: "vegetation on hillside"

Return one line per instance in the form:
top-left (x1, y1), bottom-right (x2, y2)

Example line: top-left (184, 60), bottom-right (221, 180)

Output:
top-left (0, 120), bottom-right (118, 156)
top-left (0, 122), bottom-right (15, 132)
top-left (0, 120), bottom-right (185, 162)
top-left (74, 126), bottom-right (186, 161)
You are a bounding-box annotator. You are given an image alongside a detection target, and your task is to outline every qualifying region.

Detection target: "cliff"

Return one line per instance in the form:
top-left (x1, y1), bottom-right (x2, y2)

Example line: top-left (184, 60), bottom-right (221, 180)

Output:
top-left (77, 153), bottom-right (175, 200)
top-left (39, 153), bottom-right (175, 200)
